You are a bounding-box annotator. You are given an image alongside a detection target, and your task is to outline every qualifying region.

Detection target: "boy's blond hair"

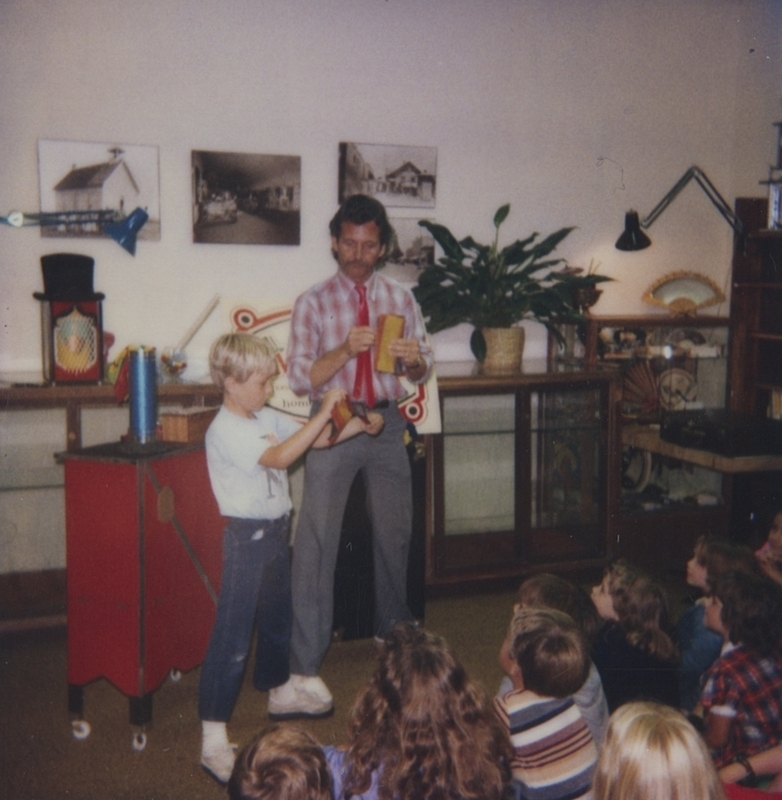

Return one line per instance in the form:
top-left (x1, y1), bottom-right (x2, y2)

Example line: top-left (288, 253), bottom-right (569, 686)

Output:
top-left (228, 723), bottom-right (332, 800)
top-left (209, 333), bottom-right (277, 392)
top-left (509, 607), bottom-right (589, 698)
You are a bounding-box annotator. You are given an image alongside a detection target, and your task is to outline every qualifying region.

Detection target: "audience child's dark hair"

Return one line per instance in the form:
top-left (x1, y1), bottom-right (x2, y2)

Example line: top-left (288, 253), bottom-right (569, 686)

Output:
top-left (712, 570), bottom-right (782, 656)
top-left (510, 607), bottom-right (590, 697)
top-left (609, 567), bottom-right (679, 664)
top-left (692, 536), bottom-right (757, 590)
top-left (518, 572), bottom-right (602, 644)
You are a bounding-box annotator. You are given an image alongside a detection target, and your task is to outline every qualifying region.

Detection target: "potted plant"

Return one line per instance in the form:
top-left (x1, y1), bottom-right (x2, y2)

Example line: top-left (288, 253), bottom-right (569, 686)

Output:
top-left (413, 204), bottom-right (612, 372)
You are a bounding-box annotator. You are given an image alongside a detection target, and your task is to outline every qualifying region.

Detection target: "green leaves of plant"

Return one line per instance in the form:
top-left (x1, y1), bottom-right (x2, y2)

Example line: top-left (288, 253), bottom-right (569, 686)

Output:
top-left (493, 204), bottom-right (511, 229)
top-left (413, 204), bottom-right (614, 348)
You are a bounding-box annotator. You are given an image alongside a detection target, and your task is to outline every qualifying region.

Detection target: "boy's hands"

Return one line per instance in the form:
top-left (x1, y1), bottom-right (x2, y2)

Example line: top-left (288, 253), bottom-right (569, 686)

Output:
top-left (319, 388), bottom-right (347, 416)
top-left (363, 411), bottom-right (385, 436)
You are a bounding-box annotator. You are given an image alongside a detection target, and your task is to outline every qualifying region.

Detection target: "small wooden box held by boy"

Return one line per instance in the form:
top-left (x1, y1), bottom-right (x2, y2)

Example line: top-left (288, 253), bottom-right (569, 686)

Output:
top-left (494, 607), bottom-right (598, 800)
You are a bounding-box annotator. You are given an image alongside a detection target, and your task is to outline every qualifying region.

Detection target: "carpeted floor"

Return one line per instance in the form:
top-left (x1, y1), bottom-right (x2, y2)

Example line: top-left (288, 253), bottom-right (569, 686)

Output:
top-left (0, 588), bottom-right (524, 800)
top-left (1, 570), bottom-right (690, 800)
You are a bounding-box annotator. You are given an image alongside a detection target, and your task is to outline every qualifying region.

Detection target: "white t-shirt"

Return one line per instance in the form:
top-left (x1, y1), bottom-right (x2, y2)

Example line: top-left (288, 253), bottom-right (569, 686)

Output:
top-left (205, 405), bottom-right (303, 520)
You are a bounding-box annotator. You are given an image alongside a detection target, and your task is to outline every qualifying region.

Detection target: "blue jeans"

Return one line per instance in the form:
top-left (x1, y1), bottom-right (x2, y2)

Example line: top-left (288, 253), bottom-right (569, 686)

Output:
top-left (198, 515), bottom-right (292, 722)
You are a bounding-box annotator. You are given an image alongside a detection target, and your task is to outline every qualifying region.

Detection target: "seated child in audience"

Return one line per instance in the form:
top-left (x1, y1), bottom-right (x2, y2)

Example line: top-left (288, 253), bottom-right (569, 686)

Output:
top-left (498, 573), bottom-right (609, 744)
top-left (590, 559), bottom-right (679, 711)
top-left (679, 538), bottom-right (757, 712)
top-left (229, 723), bottom-right (332, 800)
top-left (592, 701), bottom-right (728, 800)
top-left (325, 622), bottom-right (514, 800)
top-left (699, 570), bottom-right (782, 770)
top-left (755, 509), bottom-right (782, 587)
top-left (495, 607), bottom-right (597, 800)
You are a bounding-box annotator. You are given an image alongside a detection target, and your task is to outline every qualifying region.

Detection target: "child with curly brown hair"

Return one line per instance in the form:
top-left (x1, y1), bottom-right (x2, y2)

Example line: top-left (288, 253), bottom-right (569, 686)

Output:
top-left (324, 623), bottom-right (514, 800)
top-left (590, 559), bottom-right (679, 711)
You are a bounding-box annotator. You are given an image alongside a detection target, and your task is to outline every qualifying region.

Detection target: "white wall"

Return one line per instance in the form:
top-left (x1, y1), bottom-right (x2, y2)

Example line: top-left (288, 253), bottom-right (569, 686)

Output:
top-left (2, 0), bottom-right (781, 374)
top-left (1, 0), bottom-right (781, 572)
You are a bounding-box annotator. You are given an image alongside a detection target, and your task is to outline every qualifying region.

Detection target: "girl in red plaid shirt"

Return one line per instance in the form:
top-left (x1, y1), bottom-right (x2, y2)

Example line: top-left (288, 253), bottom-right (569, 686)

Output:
top-left (700, 570), bottom-right (782, 769)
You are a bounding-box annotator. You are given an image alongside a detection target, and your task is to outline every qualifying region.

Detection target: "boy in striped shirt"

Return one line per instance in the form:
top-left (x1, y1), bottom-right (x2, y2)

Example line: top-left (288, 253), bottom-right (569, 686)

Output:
top-left (495, 607), bottom-right (597, 800)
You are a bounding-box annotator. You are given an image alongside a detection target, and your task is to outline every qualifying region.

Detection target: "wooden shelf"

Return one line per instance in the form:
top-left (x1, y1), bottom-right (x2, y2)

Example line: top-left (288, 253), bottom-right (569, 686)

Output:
top-left (0, 381), bottom-right (221, 450)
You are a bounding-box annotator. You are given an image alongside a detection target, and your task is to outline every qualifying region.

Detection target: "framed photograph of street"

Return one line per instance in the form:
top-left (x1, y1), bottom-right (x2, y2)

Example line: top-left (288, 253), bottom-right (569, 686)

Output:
top-left (38, 139), bottom-right (161, 241)
top-left (381, 217), bottom-right (436, 286)
top-left (338, 142), bottom-right (437, 208)
top-left (192, 150), bottom-right (301, 245)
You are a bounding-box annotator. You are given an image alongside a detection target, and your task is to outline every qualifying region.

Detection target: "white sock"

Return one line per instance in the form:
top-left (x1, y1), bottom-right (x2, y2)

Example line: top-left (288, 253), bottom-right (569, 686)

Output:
top-left (201, 720), bottom-right (229, 754)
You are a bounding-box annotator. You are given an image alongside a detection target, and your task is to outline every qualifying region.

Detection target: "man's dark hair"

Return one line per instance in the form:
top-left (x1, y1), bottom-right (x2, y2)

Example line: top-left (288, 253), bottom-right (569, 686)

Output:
top-left (329, 194), bottom-right (393, 249)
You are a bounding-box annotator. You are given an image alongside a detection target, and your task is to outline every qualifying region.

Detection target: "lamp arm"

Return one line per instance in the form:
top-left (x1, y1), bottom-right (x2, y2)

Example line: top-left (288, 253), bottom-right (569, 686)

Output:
top-left (640, 166), bottom-right (743, 234)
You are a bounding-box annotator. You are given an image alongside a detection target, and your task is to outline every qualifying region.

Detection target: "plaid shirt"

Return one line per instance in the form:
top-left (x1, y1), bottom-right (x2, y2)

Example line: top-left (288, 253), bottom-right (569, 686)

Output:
top-left (287, 269), bottom-right (432, 402)
top-left (700, 643), bottom-right (782, 768)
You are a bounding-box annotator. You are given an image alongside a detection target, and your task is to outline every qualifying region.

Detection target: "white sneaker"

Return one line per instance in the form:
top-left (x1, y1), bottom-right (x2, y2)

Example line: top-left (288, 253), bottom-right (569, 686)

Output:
top-left (201, 743), bottom-right (236, 785)
top-left (268, 678), bottom-right (333, 720)
top-left (291, 674), bottom-right (333, 704)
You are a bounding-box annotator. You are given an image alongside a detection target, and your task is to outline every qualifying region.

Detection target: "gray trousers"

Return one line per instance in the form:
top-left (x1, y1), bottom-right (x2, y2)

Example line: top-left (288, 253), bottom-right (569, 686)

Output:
top-left (290, 404), bottom-right (413, 675)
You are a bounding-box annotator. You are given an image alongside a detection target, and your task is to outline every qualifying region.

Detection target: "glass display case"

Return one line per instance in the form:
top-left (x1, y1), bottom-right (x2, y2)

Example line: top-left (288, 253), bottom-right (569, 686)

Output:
top-left (549, 315), bottom-right (732, 572)
top-left (428, 362), bottom-right (619, 587)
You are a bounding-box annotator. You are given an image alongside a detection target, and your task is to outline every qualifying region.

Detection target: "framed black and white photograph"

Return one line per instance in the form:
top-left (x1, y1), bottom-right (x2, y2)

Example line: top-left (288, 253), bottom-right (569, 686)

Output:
top-left (38, 139), bottom-right (161, 241)
top-left (381, 217), bottom-right (436, 286)
top-left (192, 150), bottom-right (301, 245)
top-left (338, 142), bottom-right (437, 208)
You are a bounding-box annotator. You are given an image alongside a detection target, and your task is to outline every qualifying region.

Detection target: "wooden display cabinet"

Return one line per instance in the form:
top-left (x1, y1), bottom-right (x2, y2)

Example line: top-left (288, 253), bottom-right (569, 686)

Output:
top-left (426, 361), bottom-right (621, 589)
top-left (549, 315), bottom-right (732, 574)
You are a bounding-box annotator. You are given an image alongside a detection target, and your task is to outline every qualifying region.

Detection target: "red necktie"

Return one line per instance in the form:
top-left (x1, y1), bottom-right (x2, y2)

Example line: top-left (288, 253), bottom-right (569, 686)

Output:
top-left (353, 284), bottom-right (375, 408)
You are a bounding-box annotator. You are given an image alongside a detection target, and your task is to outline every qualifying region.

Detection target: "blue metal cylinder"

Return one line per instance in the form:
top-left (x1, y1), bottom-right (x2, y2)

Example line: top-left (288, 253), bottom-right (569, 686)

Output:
top-left (129, 346), bottom-right (157, 443)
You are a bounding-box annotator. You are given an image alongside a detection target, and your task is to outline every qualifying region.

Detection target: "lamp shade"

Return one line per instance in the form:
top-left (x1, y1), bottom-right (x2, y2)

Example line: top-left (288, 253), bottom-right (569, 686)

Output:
top-left (615, 210), bottom-right (652, 251)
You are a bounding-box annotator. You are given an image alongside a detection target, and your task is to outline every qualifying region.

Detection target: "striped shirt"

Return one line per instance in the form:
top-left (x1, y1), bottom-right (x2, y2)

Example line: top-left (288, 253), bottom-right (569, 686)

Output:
top-left (287, 269), bottom-right (432, 402)
top-left (495, 689), bottom-right (597, 800)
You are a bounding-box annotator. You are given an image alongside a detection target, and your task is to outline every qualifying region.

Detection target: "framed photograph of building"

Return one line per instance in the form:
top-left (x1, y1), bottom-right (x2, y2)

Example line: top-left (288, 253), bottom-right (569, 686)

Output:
top-left (192, 150), bottom-right (301, 245)
top-left (382, 217), bottom-right (436, 286)
top-left (338, 142), bottom-right (436, 208)
top-left (38, 139), bottom-right (161, 241)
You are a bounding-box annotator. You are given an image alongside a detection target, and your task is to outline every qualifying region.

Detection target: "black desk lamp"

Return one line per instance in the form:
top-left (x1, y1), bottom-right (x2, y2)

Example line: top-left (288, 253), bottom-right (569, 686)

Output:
top-left (1, 207), bottom-right (149, 255)
top-left (616, 166), bottom-right (743, 251)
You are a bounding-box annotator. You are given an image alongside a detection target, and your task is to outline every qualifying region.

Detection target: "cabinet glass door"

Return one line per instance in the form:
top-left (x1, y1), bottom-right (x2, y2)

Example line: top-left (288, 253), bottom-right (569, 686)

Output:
top-left (442, 393), bottom-right (515, 536)
top-left (527, 387), bottom-right (605, 562)
top-left (432, 382), bottom-right (609, 579)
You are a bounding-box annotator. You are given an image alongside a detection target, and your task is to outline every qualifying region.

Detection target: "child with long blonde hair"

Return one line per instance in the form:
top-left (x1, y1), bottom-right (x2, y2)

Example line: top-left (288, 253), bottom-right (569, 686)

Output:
top-left (593, 701), bottom-right (726, 800)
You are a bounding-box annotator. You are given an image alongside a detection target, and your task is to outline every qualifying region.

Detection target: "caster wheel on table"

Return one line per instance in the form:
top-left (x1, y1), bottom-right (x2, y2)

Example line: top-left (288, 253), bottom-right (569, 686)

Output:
top-left (71, 719), bottom-right (91, 741)
top-left (132, 731), bottom-right (147, 752)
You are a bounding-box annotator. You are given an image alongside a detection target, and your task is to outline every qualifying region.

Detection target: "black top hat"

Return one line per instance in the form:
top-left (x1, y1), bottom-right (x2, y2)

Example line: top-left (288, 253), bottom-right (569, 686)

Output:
top-left (33, 253), bottom-right (105, 301)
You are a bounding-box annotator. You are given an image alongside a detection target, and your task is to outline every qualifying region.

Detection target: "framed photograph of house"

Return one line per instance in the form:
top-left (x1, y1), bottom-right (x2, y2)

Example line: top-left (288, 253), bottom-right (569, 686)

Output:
top-left (338, 142), bottom-right (436, 208)
top-left (38, 139), bottom-right (161, 241)
top-left (192, 150), bottom-right (301, 245)
top-left (381, 217), bottom-right (436, 286)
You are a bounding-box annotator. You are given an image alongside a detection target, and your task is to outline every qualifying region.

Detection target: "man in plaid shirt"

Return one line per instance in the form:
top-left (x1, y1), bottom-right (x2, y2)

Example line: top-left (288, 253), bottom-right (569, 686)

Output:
top-left (269, 195), bottom-right (433, 720)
